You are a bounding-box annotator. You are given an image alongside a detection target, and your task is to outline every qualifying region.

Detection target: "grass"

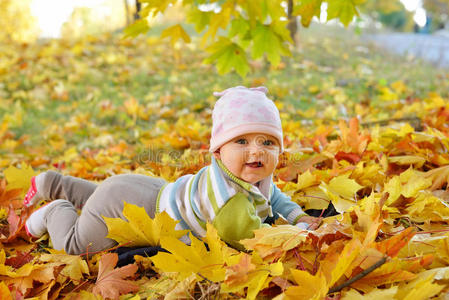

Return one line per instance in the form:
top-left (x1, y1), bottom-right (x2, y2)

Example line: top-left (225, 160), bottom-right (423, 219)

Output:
top-left (0, 23), bottom-right (447, 163)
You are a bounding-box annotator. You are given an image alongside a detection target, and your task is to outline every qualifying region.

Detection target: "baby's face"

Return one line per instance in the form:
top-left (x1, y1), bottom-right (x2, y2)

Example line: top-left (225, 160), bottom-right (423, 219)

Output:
top-left (214, 133), bottom-right (280, 185)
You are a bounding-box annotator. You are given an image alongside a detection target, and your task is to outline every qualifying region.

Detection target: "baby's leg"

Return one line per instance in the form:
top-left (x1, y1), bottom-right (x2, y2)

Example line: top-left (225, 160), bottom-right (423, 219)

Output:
top-left (41, 171), bottom-right (98, 208)
top-left (44, 174), bottom-right (166, 254)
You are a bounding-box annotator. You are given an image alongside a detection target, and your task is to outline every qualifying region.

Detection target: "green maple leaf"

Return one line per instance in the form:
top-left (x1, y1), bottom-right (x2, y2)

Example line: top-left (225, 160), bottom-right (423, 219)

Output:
top-left (327, 0), bottom-right (362, 27)
top-left (186, 8), bottom-right (212, 32)
top-left (293, 0), bottom-right (323, 27)
top-left (122, 19), bottom-right (150, 39)
top-left (251, 23), bottom-right (290, 66)
top-left (204, 37), bottom-right (250, 77)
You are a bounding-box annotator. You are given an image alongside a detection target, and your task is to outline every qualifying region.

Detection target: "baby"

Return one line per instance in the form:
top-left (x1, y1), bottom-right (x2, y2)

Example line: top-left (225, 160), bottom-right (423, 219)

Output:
top-left (24, 86), bottom-right (320, 254)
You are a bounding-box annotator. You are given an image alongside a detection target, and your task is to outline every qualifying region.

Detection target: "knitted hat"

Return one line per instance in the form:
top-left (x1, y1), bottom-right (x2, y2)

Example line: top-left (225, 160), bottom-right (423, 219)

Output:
top-left (209, 86), bottom-right (284, 153)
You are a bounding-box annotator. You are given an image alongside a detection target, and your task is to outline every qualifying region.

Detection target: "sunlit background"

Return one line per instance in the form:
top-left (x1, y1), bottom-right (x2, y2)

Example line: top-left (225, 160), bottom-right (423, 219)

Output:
top-left (29, 0), bottom-right (429, 39)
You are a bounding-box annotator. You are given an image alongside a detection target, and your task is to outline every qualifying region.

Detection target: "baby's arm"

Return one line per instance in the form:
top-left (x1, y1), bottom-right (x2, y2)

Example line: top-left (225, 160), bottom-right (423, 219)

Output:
top-left (270, 185), bottom-right (321, 229)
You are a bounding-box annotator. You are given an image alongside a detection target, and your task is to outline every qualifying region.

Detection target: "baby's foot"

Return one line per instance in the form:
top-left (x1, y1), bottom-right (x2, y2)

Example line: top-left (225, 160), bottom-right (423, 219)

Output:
top-left (23, 172), bottom-right (47, 207)
top-left (25, 199), bottom-right (67, 238)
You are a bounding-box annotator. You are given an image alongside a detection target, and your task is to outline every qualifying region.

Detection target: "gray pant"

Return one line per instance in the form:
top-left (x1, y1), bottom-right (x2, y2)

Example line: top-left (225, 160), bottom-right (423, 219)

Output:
top-left (42, 171), bottom-right (166, 255)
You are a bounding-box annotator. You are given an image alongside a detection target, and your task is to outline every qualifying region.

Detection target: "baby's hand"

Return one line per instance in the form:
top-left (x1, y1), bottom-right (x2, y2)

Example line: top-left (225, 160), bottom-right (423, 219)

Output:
top-left (295, 215), bottom-right (322, 230)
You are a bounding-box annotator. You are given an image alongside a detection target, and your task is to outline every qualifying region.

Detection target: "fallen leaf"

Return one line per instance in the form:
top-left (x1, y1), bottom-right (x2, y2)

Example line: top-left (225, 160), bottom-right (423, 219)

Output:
top-left (92, 253), bottom-right (139, 300)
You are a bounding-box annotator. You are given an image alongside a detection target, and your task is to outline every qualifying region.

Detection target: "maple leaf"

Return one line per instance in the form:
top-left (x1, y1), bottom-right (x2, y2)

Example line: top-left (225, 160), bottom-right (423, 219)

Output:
top-left (222, 251), bottom-right (283, 300)
top-left (293, 0), bottom-right (323, 27)
top-left (350, 258), bottom-right (417, 291)
top-left (327, 0), bottom-right (362, 27)
top-left (342, 286), bottom-right (398, 299)
top-left (160, 24), bottom-right (191, 46)
top-left (284, 269), bottom-right (328, 300)
top-left (204, 37), bottom-right (250, 77)
top-left (395, 274), bottom-right (444, 299)
top-left (0, 179), bottom-right (22, 209)
top-left (3, 163), bottom-right (36, 194)
top-left (5, 250), bottom-right (33, 269)
top-left (91, 253), bottom-right (138, 300)
top-left (224, 253), bottom-right (255, 287)
top-left (39, 253), bottom-right (89, 283)
top-left (337, 118), bottom-right (370, 155)
top-left (103, 202), bottom-right (188, 247)
top-left (319, 173), bottom-right (363, 213)
top-left (321, 238), bottom-right (362, 287)
top-left (423, 165), bottom-right (449, 190)
top-left (1, 206), bottom-right (30, 243)
top-left (384, 168), bottom-right (432, 206)
top-left (0, 249), bottom-right (35, 278)
top-left (375, 227), bottom-right (415, 258)
top-left (308, 221), bottom-right (352, 248)
top-left (150, 223), bottom-right (227, 282)
top-left (0, 281), bottom-right (12, 300)
top-left (240, 225), bottom-right (308, 261)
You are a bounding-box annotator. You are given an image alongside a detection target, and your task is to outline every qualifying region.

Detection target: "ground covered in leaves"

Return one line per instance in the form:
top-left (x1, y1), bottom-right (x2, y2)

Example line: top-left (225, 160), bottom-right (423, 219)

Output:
top-left (1, 26), bottom-right (449, 299)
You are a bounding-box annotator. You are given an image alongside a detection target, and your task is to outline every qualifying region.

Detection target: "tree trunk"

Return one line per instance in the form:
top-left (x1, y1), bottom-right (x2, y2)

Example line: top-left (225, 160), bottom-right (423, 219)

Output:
top-left (124, 0), bottom-right (130, 26)
top-left (134, 0), bottom-right (142, 20)
top-left (287, 0), bottom-right (298, 46)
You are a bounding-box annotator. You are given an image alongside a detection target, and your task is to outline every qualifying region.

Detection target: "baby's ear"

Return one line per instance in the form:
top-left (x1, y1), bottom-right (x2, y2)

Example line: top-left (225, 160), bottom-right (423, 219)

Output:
top-left (213, 149), bottom-right (221, 159)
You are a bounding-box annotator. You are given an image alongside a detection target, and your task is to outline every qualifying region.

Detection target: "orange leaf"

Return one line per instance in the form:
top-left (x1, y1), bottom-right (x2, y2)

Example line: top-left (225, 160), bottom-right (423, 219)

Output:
top-left (224, 253), bottom-right (256, 287)
top-left (92, 253), bottom-right (139, 300)
top-left (338, 118), bottom-right (370, 155)
top-left (375, 227), bottom-right (415, 258)
top-left (0, 179), bottom-right (22, 209)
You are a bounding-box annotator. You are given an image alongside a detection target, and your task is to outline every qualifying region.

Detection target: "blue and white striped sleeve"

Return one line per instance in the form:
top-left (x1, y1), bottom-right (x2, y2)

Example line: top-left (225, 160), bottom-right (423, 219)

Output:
top-left (270, 184), bottom-right (308, 224)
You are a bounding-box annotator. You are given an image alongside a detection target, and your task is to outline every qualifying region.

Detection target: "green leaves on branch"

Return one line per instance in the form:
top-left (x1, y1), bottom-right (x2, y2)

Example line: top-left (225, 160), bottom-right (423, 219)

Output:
top-left (125, 0), bottom-right (365, 77)
top-left (204, 37), bottom-right (250, 77)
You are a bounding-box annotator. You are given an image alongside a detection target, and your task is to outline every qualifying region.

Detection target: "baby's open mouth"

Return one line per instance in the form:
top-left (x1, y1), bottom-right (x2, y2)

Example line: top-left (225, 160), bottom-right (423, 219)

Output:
top-left (245, 161), bottom-right (263, 168)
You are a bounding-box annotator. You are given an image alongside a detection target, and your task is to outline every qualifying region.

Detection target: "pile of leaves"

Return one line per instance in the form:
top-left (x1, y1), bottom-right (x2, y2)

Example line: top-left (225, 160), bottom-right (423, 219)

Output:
top-left (1, 30), bottom-right (449, 299)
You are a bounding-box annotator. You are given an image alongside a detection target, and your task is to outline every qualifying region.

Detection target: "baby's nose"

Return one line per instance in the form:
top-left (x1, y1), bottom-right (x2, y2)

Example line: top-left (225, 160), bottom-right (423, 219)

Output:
top-left (248, 144), bottom-right (264, 155)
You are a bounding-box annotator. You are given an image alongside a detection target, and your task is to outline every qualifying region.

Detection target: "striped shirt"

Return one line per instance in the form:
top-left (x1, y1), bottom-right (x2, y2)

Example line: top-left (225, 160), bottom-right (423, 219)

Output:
top-left (156, 157), bottom-right (305, 239)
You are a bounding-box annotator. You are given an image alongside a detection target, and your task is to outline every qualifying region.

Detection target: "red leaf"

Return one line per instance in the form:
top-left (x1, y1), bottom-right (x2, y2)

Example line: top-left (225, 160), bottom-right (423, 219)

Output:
top-left (335, 151), bottom-right (361, 164)
top-left (5, 250), bottom-right (34, 268)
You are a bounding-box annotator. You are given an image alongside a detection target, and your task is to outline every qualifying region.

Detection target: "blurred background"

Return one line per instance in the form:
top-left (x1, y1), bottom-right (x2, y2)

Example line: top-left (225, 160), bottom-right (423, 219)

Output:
top-left (1, 0), bottom-right (448, 177)
top-left (2, 0), bottom-right (448, 41)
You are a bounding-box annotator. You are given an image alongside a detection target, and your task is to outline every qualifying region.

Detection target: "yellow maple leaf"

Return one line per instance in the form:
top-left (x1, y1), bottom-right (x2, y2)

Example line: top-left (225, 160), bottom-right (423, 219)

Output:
top-left (396, 274), bottom-right (444, 300)
top-left (39, 253), bottom-right (89, 283)
top-left (0, 282), bottom-right (12, 300)
top-left (240, 225), bottom-right (308, 260)
top-left (103, 202), bottom-right (188, 247)
top-left (388, 155), bottom-right (426, 168)
top-left (342, 286), bottom-right (398, 299)
top-left (319, 174), bottom-right (363, 213)
top-left (293, 186), bottom-right (330, 210)
top-left (296, 170), bottom-right (318, 190)
top-left (150, 223), bottom-right (227, 282)
top-left (284, 269), bottom-right (328, 300)
top-left (160, 24), bottom-right (191, 46)
top-left (326, 238), bottom-right (362, 287)
top-left (222, 252), bottom-right (283, 300)
top-left (4, 162), bottom-right (36, 193)
top-left (384, 168), bottom-right (432, 205)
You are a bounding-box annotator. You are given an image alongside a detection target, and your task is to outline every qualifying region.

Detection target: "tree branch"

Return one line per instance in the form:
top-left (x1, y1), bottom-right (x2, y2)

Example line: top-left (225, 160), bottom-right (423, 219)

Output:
top-left (327, 256), bottom-right (388, 294)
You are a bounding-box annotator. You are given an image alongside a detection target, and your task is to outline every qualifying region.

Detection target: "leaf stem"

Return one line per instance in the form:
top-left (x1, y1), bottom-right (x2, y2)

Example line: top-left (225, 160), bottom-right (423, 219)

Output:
top-left (327, 256), bottom-right (387, 294)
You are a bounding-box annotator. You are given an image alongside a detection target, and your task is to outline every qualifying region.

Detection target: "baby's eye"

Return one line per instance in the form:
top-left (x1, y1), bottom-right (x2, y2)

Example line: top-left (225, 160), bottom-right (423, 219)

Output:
top-left (263, 140), bottom-right (275, 146)
top-left (236, 139), bottom-right (247, 144)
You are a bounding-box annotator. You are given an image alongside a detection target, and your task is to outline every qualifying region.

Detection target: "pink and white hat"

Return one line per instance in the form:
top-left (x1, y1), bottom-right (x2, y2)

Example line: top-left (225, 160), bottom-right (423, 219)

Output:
top-left (209, 86), bottom-right (284, 153)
